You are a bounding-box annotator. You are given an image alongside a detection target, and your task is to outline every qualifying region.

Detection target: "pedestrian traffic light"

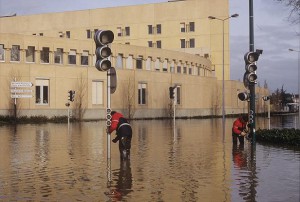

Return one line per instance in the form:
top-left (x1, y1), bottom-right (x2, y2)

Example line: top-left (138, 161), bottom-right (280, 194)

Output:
top-left (68, 90), bottom-right (75, 102)
top-left (262, 96), bottom-right (270, 101)
top-left (238, 92), bottom-right (250, 101)
top-left (94, 30), bottom-right (114, 71)
top-left (169, 87), bottom-right (175, 99)
top-left (243, 51), bottom-right (260, 89)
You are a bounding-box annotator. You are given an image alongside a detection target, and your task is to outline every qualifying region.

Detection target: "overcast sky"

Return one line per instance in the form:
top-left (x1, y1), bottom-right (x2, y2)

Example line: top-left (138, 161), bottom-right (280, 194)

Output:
top-left (0, 0), bottom-right (299, 94)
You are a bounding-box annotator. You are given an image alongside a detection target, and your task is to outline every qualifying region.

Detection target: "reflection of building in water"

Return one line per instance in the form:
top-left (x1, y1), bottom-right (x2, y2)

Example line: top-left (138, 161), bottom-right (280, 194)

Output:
top-left (0, 0), bottom-right (269, 119)
top-left (231, 143), bottom-right (257, 201)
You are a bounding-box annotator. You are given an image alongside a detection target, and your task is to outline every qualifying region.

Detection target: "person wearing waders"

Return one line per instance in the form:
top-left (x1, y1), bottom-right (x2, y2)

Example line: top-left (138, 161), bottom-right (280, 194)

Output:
top-left (109, 111), bottom-right (132, 160)
top-left (232, 115), bottom-right (249, 146)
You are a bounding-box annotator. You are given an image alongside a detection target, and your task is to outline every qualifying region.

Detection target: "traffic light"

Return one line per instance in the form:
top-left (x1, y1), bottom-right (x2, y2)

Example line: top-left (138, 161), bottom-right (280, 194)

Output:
top-left (169, 87), bottom-right (175, 99)
top-left (243, 51), bottom-right (260, 89)
top-left (262, 96), bottom-right (270, 101)
top-left (94, 30), bottom-right (114, 71)
top-left (238, 92), bottom-right (250, 101)
top-left (68, 90), bottom-right (75, 102)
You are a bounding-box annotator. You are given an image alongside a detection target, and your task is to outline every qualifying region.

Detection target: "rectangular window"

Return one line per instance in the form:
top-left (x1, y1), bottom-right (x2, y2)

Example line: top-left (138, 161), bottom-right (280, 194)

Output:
top-left (39, 33), bottom-right (43, 36)
top-left (148, 41), bottom-right (153, 47)
top-left (116, 53), bottom-right (123, 69)
top-left (0, 44), bottom-right (5, 61)
top-left (146, 57), bottom-right (152, 70)
top-left (126, 55), bottom-right (133, 69)
top-left (40, 47), bottom-right (50, 63)
top-left (170, 60), bottom-right (175, 73)
top-left (54, 48), bottom-right (63, 64)
top-left (156, 40), bottom-right (161, 48)
top-left (181, 39), bottom-right (185, 48)
top-left (138, 83), bottom-right (147, 105)
top-left (148, 25), bottom-right (153, 34)
top-left (136, 56), bottom-right (143, 69)
top-left (190, 22), bottom-right (195, 32)
top-left (11, 45), bottom-right (20, 62)
top-left (81, 50), bottom-right (89, 65)
top-left (87, 29), bottom-right (91, 39)
top-left (155, 59), bottom-right (160, 71)
top-left (183, 66), bottom-right (187, 74)
top-left (92, 81), bottom-right (103, 105)
top-left (66, 31), bottom-right (70, 38)
top-left (163, 59), bottom-right (168, 72)
top-left (180, 22), bottom-right (185, 32)
top-left (68, 49), bottom-right (76, 65)
top-left (177, 65), bottom-right (181, 73)
top-left (35, 79), bottom-right (49, 105)
top-left (125, 27), bottom-right (130, 36)
top-left (190, 38), bottom-right (195, 48)
top-left (26, 46), bottom-right (35, 63)
top-left (157, 24), bottom-right (161, 34)
top-left (117, 27), bottom-right (122, 36)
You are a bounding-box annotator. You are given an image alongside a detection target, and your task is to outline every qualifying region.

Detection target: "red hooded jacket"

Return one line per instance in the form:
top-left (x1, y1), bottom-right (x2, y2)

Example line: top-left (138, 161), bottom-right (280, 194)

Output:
top-left (109, 112), bottom-right (123, 133)
top-left (232, 117), bottom-right (247, 135)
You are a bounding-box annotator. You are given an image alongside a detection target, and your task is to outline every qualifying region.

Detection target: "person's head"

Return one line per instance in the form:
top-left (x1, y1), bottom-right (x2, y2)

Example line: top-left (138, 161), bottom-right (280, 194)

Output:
top-left (111, 111), bottom-right (117, 115)
top-left (241, 115), bottom-right (248, 122)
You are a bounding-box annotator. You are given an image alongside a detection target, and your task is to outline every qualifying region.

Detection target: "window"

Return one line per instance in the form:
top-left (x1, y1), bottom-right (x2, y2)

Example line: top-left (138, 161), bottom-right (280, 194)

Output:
top-left (189, 22), bottom-right (195, 32)
top-left (116, 54), bottom-right (123, 69)
top-left (163, 59), bottom-right (168, 72)
top-left (36, 79), bottom-right (49, 105)
top-left (92, 81), bottom-right (103, 105)
top-left (126, 55), bottom-right (133, 69)
top-left (0, 44), bottom-right (5, 61)
top-left (148, 41), bottom-right (153, 47)
top-left (188, 66), bottom-right (192, 75)
top-left (177, 65), bottom-right (181, 73)
top-left (87, 30), bottom-right (91, 39)
top-left (68, 49), bottom-right (76, 65)
top-left (181, 39), bottom-right (185, 48)
top-left (11, 45), bottom-right (20, 62)
top-left (26, 46), bottom-right (35, 63)
top-left (146, 57), bottom-right (152, 70)
top-left (190, 38), bottom-right (195, 48)
top-left (155, 59), bottom-right (160, 71)
top-left (66, 31), bottom-right (70, 38)
top-left (39, 33), bottom-right (43, 36)
top-left (40, 47), bottom-right (49, 63)
top-left (125, 27), bottom-right (130, 36)
top-left (138, 83), bottom-right (147, 105)
top-left (157, 24), bottom-right (161, 34)
top-left (148, 25), bottom-right (153, 34)
top-left (81, 50), bottom-right (89, 65)
top-left (170, 60), bottom-right (175, 73)
top-left (117, 27), bottom-right (122, 36)
top-left (180, 22), bottom-right (185, 32)
top-left (183, 65), bottom-right (187, 74)
top-left (54, 48), bottom-right (63, 64)
top-left (156, 40), bottom-right (161, 48)
top-left (136, 56), bottom-right (143, 69)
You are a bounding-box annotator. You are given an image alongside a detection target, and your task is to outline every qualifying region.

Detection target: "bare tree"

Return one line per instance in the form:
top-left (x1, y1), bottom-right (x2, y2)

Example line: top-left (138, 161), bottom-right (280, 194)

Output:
top-left (275, 0), bottom-right (300, 24)
top-left (122, 77), bottom-right (135, 120)
top-left (73, 73), bottom-right (87, 121)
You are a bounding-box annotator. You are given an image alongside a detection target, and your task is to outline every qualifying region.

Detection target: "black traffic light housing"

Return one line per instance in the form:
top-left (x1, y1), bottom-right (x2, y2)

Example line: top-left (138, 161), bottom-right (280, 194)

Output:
top-left (68, 90), bottom-right (75, 102)
top-left (169, 87), bottom-right (175, 99)
top-left (238, 92), bottom-right (250, 101)
top-left (94, 30), bottom-right (114, 71)
top-left (243, 50), bottom-right (262, 89)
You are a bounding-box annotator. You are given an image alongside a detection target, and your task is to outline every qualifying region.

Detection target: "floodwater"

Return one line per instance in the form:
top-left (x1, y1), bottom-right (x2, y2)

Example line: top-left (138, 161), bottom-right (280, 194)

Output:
top-left (0, 115), bottom-right (299, 202)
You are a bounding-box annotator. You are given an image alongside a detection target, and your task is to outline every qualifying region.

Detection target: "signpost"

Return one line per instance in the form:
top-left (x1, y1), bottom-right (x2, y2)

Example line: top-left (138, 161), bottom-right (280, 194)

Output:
top-left (10, 80), bottom-right (34, 122)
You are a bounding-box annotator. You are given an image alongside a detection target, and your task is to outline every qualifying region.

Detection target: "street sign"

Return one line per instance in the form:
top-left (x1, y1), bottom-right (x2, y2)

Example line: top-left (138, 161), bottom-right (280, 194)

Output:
top-left (11, 94), bottom-right (33, 98)
top-left (11, 82), bottom-right (33, 88)
top-left (10, 89), bottom-right (33, 93)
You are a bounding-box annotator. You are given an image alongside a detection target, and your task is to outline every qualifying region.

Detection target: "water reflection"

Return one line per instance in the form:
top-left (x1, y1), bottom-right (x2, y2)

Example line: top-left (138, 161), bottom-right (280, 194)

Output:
top-left (0, 116), bottom-right (298, 201)
top-left (232, 143), bottom-right (258, 202)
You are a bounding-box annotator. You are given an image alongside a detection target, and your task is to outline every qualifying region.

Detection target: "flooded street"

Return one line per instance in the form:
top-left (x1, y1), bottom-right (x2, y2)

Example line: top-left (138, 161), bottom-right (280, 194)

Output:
top-left (0, 115), bottom-right (299, 201)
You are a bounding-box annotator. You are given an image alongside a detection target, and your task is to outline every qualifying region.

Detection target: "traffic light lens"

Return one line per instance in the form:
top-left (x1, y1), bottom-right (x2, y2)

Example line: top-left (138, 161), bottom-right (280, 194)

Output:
top-left (96, 60), bottom-right (111, 71)
top-left (248, 73), bottom-right (257, 82)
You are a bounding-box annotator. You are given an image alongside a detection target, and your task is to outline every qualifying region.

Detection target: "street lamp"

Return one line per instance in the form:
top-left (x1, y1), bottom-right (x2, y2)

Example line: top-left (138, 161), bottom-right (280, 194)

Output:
top-left (289, 48), bottom-right (300, 129)
top-left (208, 13), bottom-right (239, 127)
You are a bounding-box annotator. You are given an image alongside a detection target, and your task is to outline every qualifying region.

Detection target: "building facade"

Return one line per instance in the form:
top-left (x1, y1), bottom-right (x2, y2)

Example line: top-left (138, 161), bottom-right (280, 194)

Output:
top-left (0, 0), bottom-right (269, 119)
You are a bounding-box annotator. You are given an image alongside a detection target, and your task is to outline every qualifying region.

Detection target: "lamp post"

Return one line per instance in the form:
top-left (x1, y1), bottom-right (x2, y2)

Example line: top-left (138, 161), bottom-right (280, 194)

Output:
top-left (208, 13), bottom-right (239, 128)
top-left (289, 48), bottom-right (300, 128)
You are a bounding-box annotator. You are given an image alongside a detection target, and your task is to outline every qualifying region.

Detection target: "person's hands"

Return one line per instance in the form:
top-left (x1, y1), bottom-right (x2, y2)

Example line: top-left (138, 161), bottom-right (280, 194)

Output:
top-left (240, 131), bottom-right (247, 136)
top-left (112, 138), bottom-right (118, 143)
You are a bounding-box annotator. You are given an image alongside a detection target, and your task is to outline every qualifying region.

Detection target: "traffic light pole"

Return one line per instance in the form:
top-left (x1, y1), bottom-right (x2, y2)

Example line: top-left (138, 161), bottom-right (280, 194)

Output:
top-left (249, 0), bottom-right (256, 143)
top-left (107, 70), bottom-right (111, 160)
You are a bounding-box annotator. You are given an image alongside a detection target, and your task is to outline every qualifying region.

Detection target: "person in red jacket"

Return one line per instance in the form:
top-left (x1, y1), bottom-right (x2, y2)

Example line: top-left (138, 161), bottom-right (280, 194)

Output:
top-left (109, 111), bottom-right (132, 160)
top-left (232, 115), bottom-right (249, 145)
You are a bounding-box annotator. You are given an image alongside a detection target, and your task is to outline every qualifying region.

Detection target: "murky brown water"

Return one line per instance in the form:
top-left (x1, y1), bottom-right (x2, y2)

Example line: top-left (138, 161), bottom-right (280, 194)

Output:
top-left (0, 116), bottom-right (299, 201)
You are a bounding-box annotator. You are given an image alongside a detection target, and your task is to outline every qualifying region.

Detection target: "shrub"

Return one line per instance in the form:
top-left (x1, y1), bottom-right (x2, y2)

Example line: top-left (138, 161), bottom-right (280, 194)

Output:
top-left (256, 128), bottom-right (300, 146)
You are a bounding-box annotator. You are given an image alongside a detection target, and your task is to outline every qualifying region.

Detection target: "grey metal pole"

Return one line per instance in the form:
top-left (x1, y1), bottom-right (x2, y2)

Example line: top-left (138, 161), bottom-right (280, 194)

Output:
top-left (107, 70), bottom-right (111, 160)
top-left (222, 20), bottom-right (225, 129)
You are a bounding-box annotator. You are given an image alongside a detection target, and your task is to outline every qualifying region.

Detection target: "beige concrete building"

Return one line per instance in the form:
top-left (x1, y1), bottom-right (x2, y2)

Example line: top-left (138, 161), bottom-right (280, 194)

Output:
top-left (0, 0), bottom-right (269, 119)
